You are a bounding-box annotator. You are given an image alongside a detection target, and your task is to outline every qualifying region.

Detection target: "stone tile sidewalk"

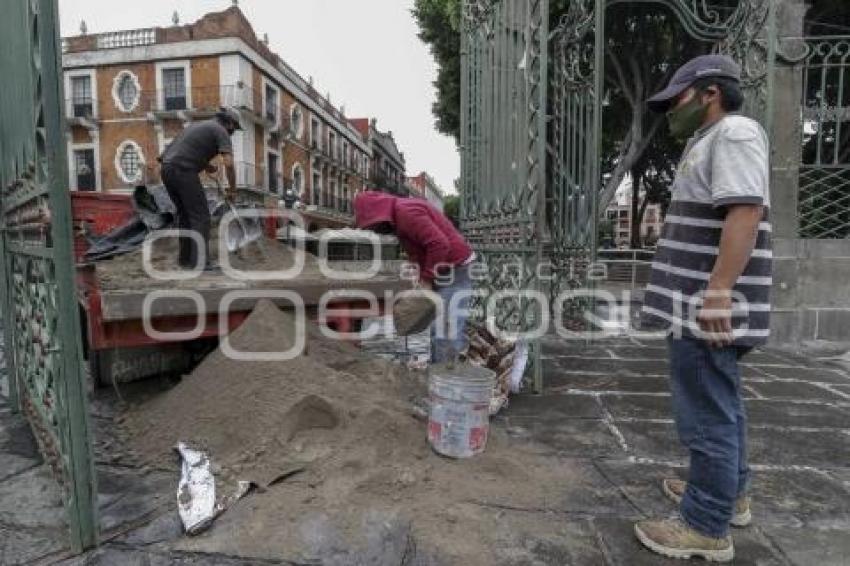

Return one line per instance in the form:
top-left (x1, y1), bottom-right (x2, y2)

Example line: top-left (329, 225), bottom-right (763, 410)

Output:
top-left (1, 336), bottom-right (849, 564)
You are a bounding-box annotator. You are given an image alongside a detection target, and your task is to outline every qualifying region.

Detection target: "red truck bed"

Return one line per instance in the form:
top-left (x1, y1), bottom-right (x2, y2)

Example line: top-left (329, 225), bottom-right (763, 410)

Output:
top-left (71, 192), bottom-right (407, 384)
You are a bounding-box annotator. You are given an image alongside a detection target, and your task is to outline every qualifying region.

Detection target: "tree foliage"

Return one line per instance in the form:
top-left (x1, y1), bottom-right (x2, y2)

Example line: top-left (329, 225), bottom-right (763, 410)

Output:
top-left (413, 1), bottom-right (815, 242)
top-left (412, 0), bottom-right (463, 143)
top-left (443, 193), bottom-right (461, 227)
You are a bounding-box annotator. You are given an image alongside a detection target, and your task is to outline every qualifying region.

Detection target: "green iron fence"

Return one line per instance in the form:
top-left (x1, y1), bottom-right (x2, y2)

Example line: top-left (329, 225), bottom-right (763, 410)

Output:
top-left (461, 0), bottom-right (776, 392)
top-left (460, 0), bottom-right (561, 392)
top-left (0, 0), bottom-right (98, 551)
top-left (798, 35), bottom-right (850, 239)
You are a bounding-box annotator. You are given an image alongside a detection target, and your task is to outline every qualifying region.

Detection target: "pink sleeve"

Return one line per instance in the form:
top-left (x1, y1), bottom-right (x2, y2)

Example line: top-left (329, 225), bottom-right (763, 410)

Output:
top-left (396, 205), bottom-right (451, 282)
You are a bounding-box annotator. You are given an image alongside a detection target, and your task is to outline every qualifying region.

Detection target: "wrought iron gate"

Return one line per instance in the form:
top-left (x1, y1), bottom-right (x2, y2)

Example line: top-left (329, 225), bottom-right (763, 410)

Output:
top-left (460, 0), bottom-right (776, 391)
top-left (460, 0), bottom-right (554, 392)
top-left (0, 0), bottom-right (98, 551)
top-left (797, 35), bottom-right (850, 239)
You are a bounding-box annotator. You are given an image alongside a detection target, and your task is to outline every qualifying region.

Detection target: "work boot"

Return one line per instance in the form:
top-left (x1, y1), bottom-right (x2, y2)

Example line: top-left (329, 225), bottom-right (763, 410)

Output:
top-left (662, 478), bottom-right (752, 527)
top-left (634, 518), bottom-right (734, 562)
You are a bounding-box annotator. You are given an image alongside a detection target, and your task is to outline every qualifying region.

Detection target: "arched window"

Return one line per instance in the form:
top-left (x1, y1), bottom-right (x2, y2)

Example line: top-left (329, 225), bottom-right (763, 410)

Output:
top-left (115, 140), bottom-right (145, 184)
top-left (112, 71), bottom-right (141, 112)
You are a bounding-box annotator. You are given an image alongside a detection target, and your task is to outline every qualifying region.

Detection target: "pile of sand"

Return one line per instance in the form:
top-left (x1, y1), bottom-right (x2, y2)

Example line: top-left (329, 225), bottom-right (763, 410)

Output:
top-left (121, 299), bottom-right (421, 486)
top-left (95, 228), bottom-right (326, 290)
top-left (120, 300), bottom-right (576, 563)
top-left (95, 228), bottom-right (402, 290)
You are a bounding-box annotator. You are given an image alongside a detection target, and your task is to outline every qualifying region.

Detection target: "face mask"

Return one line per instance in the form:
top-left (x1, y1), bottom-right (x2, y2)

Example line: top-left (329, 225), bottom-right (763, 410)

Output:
top-left (667, 96), bottom-right (709, 140)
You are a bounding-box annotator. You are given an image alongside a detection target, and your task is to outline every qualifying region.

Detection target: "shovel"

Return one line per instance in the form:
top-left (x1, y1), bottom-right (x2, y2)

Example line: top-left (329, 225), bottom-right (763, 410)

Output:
top-left (215, 180), bottom-right (265, 255)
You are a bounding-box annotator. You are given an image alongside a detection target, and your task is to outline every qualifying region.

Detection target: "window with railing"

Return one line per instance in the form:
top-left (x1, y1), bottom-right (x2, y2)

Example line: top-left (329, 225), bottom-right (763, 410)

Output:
top-left (162, 68), bottom-right (187, 111)
top-left (71, 76), bottom-right (93, 118)
top-left (265, 84), bottom-right (279, 125)
top-left (292, 164), bottom-right (304, 196)
top-left (73, 149), bottom-right (96, 191)
top-left (341, 186), bottom-right (350, 213)
top-left (268, 153), bottom-right (280, 193)
top-left (312, 172), bottom-right (322, 205)
top-left (311, 118), bottom-right (320, 148)
top-left (290, 105), bottom-right (304, 140)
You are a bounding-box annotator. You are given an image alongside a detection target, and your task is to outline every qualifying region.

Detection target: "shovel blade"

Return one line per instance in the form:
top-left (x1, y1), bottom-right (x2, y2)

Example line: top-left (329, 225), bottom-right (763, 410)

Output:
top-left (224, 210), bottom-right (263, 252)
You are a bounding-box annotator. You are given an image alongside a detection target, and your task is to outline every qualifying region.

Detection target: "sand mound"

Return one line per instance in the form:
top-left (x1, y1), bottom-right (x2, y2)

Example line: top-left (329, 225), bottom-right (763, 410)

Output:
top-left (95, 229), bottom-right (324, 290)
top-left (120, 300), bottom-right (576, 564)
top-left (122, 299), bottom-right (420, 486)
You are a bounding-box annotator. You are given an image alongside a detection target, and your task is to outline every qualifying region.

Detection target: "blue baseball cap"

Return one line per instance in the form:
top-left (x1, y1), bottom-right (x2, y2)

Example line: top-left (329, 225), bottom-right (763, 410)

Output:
top-left (647, 54), bottom-right (741, 113)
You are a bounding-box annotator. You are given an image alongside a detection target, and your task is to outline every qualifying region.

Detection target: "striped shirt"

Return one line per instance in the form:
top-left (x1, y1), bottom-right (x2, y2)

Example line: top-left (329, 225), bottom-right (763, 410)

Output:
top-left (641, 114), bottom-right (772, 346)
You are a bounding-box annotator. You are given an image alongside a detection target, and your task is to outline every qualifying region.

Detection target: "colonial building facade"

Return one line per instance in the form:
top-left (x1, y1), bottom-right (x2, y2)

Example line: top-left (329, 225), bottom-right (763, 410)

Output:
top-left (406, 172), bottom-right (444, 211)
top-left (349, 118), bottom-right (407, 195)
top-left (62, 6), bottom-right (371, 227)
top-left (604, 183), bottom-right (664, 248)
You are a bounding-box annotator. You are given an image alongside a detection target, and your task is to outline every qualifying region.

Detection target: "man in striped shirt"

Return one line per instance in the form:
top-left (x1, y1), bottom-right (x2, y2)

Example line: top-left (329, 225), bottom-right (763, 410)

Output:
top-left (634, 55), bottom-right (771, 563)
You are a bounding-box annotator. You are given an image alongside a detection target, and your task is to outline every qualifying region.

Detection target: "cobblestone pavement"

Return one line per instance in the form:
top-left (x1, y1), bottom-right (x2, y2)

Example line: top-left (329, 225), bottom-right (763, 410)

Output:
top-left (1, 336), bottom-right (849, 565)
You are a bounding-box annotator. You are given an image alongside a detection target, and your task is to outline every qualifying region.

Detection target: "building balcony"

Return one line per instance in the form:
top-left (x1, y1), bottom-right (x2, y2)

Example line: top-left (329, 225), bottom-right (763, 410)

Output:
top-left (309, 140), bottom-right (331, 163)
top-left (63, 27), bottom-right (157, 53)
top-left (65, 84), bottom-right (276, 128)
top-left (66, 97), bottom-right (99, 129)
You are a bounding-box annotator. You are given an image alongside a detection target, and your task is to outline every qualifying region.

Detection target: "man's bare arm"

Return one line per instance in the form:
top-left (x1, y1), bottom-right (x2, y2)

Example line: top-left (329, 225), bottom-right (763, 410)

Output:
top-left (221, 153), bottom-right (237, 200)
top-left (698, 203), bottom-right (764, 346)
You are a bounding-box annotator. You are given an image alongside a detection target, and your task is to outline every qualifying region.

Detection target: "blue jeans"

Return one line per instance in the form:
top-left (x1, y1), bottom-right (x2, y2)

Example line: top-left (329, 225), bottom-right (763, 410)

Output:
top-left (668, 336), bottom-right (750, 538)
top-left (431, 264), bottom-right (473, 363)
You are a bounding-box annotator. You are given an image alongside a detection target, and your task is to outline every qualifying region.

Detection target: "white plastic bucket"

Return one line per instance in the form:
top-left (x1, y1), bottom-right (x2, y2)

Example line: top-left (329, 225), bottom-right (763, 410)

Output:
top-left (427, 364), bottom-right (495, 459)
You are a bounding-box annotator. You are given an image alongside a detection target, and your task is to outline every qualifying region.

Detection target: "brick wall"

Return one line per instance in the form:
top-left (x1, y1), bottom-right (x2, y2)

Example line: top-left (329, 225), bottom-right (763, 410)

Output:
top-left (95, 62), bottom-right (155, 120)
top-left (99, 120), bottom-right (159, 190)
top-left (191, 56), bottom-right (220, 109)
top-left (71, 128), bottom-right (93, 145)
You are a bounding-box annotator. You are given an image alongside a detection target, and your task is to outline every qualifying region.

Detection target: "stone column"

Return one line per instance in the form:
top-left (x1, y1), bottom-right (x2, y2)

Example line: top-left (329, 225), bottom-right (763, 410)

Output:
top-left (770, 0), bottom-right (808, 239)
top-left (769, 0), bottom-right (809, 344)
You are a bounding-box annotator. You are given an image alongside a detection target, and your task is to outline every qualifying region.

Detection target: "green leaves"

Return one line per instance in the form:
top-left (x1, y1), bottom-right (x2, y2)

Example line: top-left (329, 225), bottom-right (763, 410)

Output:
top-left (412, 0), bottom-right (463, 141)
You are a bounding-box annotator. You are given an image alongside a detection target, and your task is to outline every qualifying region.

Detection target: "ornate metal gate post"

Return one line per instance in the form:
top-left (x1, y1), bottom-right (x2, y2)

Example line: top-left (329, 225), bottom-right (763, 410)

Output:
top-left (461, 0), bottom-right (778, 392)
top-left (548, 0), bottom-right (604, 337)
top-left (0, 0), bottom-right (98, 551)
top-left (461, 0), bottom-right (553, 391)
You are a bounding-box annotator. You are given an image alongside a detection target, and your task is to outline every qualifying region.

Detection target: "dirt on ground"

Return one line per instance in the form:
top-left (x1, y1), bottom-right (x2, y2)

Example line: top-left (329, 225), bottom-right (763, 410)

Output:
top-left (119, 300), bottom-right (578, 564)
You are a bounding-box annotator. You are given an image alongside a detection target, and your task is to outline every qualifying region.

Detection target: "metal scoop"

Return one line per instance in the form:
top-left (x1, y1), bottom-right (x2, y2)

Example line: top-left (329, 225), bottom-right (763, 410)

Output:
top-left (215, 180), bottom-right (264, 253)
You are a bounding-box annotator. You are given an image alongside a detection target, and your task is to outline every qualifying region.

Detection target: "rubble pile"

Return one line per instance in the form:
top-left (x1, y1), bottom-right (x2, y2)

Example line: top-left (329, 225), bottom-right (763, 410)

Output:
top-left (463, 323), bottom-right (520, 413)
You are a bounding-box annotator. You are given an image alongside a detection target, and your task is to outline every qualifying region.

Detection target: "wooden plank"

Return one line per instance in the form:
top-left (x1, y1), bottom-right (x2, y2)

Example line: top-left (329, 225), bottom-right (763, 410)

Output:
top-left (99, 278), bottom-right (412, 322)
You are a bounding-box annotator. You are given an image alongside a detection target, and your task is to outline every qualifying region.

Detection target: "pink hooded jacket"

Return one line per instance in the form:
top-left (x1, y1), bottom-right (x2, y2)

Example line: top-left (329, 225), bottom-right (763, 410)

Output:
top-left (354, 191), bottom-right (473, 282)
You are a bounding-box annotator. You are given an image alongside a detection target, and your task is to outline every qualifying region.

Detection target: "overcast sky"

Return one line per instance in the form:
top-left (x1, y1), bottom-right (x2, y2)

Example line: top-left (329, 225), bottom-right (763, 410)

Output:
top-left (58, 0), bottom-right (459, 194)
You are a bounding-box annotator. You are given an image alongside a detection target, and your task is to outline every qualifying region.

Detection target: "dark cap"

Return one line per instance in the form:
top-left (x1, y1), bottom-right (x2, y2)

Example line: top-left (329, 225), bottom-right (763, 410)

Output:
top-left (647, 54), bottom-right (741, 113)
top-left (215, 107), bottom-right (244, 131)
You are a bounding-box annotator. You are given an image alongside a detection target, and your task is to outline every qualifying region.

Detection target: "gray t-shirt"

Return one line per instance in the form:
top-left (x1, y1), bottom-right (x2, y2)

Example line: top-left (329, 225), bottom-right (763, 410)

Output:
top-left (160, 119), bottom-right (233, 173)
top-left (641, 114), bottom-right (773, 346)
